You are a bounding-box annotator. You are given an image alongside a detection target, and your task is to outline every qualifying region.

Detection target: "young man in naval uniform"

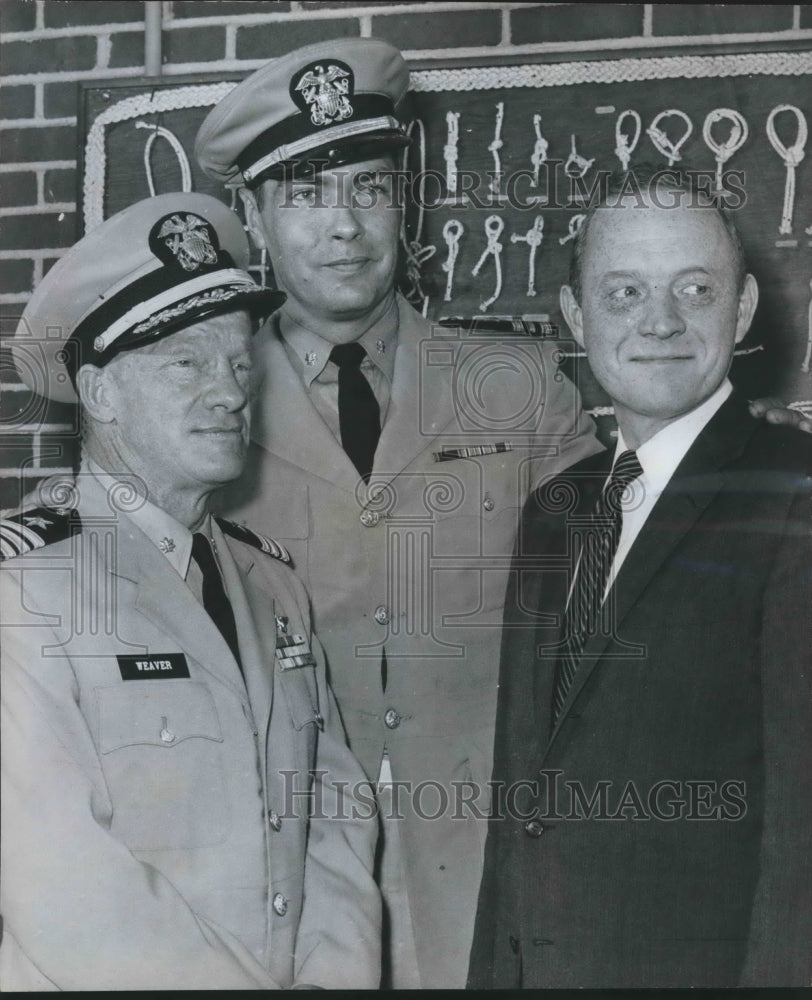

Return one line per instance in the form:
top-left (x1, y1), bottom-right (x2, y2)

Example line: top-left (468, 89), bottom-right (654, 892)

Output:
top-left (0, 193), bottom-right (380, 991)
top-left (194, 39), bottom-right (811, 989)
top-left (194, 38), bottom-right (603, 989)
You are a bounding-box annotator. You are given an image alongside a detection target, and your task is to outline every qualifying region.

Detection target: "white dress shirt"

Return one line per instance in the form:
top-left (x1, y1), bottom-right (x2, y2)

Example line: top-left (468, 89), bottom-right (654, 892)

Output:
top-left (604, 379), bottom-right (733, 597)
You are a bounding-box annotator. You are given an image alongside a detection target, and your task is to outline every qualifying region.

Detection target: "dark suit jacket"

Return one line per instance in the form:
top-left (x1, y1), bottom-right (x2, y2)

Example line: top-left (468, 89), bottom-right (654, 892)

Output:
top-left (468, 393), bottom-right (812, 989)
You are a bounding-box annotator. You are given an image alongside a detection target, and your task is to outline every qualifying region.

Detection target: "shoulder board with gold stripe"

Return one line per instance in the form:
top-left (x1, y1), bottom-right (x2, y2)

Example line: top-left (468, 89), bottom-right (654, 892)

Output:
top-left (0, 507), bottom-right (80, 561)
top-left (215, 517), bottom-right (291, 564)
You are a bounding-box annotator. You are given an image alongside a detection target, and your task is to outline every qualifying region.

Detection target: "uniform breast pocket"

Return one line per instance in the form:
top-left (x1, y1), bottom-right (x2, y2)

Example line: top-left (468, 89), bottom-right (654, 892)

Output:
top-left (96, 682), bottom-right (229, 851)
top-left (433, 498), bottom-right (521, 621)
top-left (278, 670), bottom-right (322, 768)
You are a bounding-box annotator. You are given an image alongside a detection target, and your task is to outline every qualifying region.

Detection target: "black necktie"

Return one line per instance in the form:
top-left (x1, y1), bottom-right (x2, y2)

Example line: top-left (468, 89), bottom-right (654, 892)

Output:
top-left (551, 450), bottom-right (643, 721)
top-left (330, 343), bottom-right (381, 484)
top-left (191, 532), bottom-right (243, 674)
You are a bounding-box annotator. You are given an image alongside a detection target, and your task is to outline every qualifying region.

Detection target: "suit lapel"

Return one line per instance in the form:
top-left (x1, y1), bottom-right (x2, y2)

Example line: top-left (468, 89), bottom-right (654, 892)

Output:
top-left (217, 527), bottom-right (277, 729)
top-left (250, 318), bottom-right (361, 495)
top-left (102, 510), bottom-right (248, 703)
top-left (370, 298), bottom-right (457, 489)
top-left (545, 394), bottom-right (760, 751)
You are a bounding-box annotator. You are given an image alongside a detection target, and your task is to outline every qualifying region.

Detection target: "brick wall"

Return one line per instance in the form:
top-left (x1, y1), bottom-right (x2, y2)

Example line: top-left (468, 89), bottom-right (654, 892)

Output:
top-left (1, 0), bottom-right (810, 509)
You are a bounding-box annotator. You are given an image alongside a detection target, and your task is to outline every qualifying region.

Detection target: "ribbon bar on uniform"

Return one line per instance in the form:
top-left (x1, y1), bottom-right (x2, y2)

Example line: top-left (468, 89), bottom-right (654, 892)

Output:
top-left (434, 442), bottom-right (513, 462)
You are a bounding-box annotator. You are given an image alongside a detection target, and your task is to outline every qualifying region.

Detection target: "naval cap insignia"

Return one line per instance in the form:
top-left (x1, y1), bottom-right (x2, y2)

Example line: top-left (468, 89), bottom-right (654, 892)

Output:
top-left (291, 58), bottom-right (355, 128)
top-left (149, 211), bottom-right (220, 273)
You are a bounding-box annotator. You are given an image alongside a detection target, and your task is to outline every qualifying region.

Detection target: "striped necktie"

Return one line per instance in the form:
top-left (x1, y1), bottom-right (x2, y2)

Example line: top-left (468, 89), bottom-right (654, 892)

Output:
top-left (551, 449), bottom-right (643, 721)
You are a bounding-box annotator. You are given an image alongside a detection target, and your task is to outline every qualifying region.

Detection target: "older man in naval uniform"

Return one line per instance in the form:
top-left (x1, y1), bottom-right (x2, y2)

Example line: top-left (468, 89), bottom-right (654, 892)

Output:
top-left (0, 193), bottom-right (380, 991)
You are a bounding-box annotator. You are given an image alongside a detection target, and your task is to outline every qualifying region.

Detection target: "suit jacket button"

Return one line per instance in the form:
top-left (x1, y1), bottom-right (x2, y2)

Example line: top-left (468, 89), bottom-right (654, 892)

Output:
top-left (524, 818), bottom-right (545, 838)
top-left (384, 708), bottom-right (401, 730)
top-left (272, 892), bottom-right (288, 916)
top-left (374, 605), bottom-right (390, 625)
top-left (268, 809), bottom-right (282, 831)
top-left (360, 509), bottom-right (380, 527)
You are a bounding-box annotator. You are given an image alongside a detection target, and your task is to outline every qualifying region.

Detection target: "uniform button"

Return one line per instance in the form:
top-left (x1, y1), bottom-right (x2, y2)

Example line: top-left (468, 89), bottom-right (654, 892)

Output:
top-left (268, 810), bottom-right (282, 832)
top-left (482, 496), bottom-right (495, 512)
top-left (384, 708), bottom-right (401, 730)
top-left (272, 892), bottom-right (288, 916)
top-left (509, 935), bottom-right (520, 954)
top-left (524, 818), bottom-right (545, 838)
top-left (160, 728), bottom-right (176, 744)
top-left (374, 605), bottom-right (390, 625)
top-left (360, 509), bottom-right (380, 527)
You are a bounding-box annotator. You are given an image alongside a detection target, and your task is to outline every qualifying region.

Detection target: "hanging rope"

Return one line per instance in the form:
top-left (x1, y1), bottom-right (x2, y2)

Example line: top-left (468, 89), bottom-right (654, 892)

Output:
top-left (135, 121), bottom-right (192, 196)
top-left (444, 110), bottom-right (461, 199)
top-left (614, 109), bottom-right (641, 170)
top-left (647, 109), bottom-right (693, 166)
top-left (510, 215), bottom-right (545, 297)
top-left (471, 215), bottom-right (504, 312)
top-left (441, 219), bottom-right (465, 302)
top-left (564, 133), bottom-right (594, 178)
top-left (531, 113), bottom-right (549, 186)
top-left (802, 277), bottom-right (812, 374)
top-left (488, 102), bottom-right (505, 196)
top-left (559, 213), bottom-right (586, 246)
top-left (399, 118), bottom-right (436, 309)
top-left (702, 108), bottom-right (749, 194)
top-left (766, 104), bottom-right (808, 236)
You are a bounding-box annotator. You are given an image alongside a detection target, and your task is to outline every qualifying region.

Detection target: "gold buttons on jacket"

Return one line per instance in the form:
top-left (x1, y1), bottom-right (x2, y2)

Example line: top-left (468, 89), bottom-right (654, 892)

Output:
top-left (360, 509), bottom-right (380, 527)
top-left (272, 892), bottom-right (288, 916)
top-left (482, 495), bottom-right (495, 512)
top-left (268, 810), bottom-right (282, 832)
top-left (524, 818), bottom-right (545, 838)
top-left (384, 708), bottom-right (401, 730)
top-left (374, 605), bottom-right (390, 625)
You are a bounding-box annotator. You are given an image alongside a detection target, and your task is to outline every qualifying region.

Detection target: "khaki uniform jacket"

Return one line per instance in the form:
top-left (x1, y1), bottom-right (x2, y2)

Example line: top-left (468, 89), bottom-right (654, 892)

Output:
top-left (215, 296), bottom-right (601, 986)
top-left (0, 473), bottom-right (380, 991)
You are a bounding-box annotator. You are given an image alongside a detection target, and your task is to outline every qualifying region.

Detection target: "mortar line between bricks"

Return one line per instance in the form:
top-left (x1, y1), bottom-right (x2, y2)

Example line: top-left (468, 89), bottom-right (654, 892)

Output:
top-left (0, 249), bottom-right (71, 260)
top-left (5, 27), bottom-right (809, 88)
top-left (0, 162), bottom-right (76, 173)
top-left (0, 205), bottom-right (74, 217)
top-left (161, 2), bottom-right (518, 27)
top-left (100, 30), bottom-right (812, 80)
top-left (0, 119), bottom-right (76, 130)
top-left (0, 22), bottom-right (145, 41)
top-left (500, 7), bottom-right (510, 47)
top-left (396, 28), bottom-right (812, 59)
top-left (1, 68), bottom-right (149, 85)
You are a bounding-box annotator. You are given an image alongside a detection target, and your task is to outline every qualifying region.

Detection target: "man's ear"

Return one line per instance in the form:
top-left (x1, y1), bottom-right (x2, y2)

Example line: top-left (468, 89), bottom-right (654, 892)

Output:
top-left (239, 187), bottom-right (268, 253)
top-left (560, 285), bottom-right (586, 349)
top-left (76, 364), bottom-right (117, 423)
top-left (734, 273), bottom-right (759, 344)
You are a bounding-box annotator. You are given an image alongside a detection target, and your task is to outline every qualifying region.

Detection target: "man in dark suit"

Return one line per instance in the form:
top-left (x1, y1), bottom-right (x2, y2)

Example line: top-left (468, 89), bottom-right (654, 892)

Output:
top-left (468, 168), bottom-right (812, 989)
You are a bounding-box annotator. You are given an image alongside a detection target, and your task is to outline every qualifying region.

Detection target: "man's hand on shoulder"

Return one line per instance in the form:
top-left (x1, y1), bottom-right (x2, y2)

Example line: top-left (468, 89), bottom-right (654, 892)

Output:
top-left (749, 397), bottom-right (812, 434)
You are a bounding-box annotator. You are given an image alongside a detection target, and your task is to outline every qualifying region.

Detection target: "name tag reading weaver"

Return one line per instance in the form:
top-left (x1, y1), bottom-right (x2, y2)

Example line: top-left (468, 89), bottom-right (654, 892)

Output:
top-left (117, 654), bottom-right (191, 680)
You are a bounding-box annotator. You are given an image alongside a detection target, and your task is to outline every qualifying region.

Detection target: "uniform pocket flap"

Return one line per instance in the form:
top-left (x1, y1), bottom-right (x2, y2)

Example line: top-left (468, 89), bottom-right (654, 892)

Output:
top-left (279, 670), bottom-right (322, 732)
top-left (97, 681), bottom-right (224, 753)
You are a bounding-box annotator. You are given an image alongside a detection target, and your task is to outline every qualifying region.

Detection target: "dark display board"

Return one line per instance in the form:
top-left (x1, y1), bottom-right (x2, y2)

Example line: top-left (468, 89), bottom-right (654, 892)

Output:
top-left (81, 49), bottom-right (812, 423)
